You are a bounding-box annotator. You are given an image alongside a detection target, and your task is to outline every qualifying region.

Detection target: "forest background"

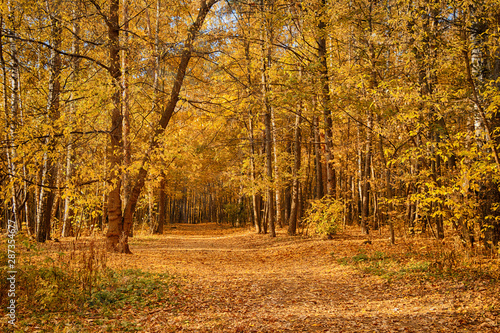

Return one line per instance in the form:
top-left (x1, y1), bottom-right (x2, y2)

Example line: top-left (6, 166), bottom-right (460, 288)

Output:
top-left (1, 0), bottom-right (500, 256)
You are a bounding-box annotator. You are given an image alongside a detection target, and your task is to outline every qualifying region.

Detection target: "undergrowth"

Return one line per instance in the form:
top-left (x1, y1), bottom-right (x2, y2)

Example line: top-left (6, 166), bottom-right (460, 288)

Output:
top-left (0, 235), bottom-right (179, 332)
top-left (304, 196), bottom-right (343, 237)
top-left (335, 241), bottom-right (500, 284)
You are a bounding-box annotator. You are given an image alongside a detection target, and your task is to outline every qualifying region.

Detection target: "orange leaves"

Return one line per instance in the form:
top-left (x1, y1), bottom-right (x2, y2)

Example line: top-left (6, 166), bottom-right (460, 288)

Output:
top-left (5, 223), bottom-right (499, 331)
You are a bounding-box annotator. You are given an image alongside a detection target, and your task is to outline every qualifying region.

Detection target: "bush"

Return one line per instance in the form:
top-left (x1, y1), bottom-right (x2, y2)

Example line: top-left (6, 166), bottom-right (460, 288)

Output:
top-left (0, 239), bottom-right (108, 312)
top-left (304, 196), bottom-right (344, 237)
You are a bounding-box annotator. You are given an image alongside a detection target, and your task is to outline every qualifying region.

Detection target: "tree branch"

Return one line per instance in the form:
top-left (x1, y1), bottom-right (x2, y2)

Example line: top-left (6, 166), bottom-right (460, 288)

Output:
top-left (3, 33), bottom-right (111, 72)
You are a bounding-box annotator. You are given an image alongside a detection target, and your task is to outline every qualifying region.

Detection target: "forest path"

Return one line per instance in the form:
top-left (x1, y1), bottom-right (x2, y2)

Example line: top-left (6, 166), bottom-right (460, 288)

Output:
top-left (109, 223), bottom-right (496, 332)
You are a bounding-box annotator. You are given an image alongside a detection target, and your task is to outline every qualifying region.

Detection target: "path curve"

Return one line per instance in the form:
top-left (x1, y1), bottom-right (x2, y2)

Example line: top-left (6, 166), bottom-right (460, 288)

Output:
top-left (108, 224), bottom-right (496, 332)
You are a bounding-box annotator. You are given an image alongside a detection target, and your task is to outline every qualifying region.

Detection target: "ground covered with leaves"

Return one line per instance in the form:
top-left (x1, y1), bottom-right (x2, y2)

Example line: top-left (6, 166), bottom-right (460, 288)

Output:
top-left (2, 223), bottom-right (499, 332)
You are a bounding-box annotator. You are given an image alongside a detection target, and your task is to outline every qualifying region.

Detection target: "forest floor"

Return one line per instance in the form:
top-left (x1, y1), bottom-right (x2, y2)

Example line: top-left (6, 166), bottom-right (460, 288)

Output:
top-left (3, 223), bottom-right (500, 332)
top-left (110, 223), bottom-right (499, 332)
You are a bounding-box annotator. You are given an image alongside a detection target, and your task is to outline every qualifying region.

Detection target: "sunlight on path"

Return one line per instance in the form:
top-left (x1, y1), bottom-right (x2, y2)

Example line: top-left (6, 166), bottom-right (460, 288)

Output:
top-left (106, 223), bottom-right (495, 332)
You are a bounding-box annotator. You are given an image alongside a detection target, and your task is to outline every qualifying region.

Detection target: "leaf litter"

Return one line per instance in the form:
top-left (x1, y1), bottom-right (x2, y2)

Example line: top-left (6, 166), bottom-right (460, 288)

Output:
top-left (6, 223), bottom-right (498, 332)
top-left (105, 223), bottom-right (499, 332)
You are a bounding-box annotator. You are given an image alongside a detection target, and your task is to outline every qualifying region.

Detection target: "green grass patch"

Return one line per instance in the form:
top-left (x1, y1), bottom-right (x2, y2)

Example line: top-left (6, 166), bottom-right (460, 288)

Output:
top-left (88, 269), bottom-right (176, 311)
top-left (337, 249), bottom-right (432, 281)
top-left (335, 244), bottom-right (500, 284)
top-left (0, 236), bottom-right (179, 332)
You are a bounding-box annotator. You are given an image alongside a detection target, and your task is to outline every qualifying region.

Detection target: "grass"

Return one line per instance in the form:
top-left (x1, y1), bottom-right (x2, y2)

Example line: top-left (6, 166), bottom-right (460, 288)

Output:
top-left (337, 249), bottom-right (435, 281)
top-left (0, 235), bottom-right (179, 332)
top-left (88, 269), bottom-right (176, 310)
top-left (335, 239), bottom-right (500, 284)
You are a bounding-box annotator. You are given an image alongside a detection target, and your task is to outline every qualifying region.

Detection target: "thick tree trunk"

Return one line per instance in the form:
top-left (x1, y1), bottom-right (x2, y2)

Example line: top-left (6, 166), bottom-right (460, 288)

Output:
top-left (105, 0), bottom-right (126, 252)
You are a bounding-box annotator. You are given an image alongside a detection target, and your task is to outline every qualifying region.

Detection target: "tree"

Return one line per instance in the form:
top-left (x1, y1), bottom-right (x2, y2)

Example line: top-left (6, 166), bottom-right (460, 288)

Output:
top-left (106, 0), bottom-right (220, 252)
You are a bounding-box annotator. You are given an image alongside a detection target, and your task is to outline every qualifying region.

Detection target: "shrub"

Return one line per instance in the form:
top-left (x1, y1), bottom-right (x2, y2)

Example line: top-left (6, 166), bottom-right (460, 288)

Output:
top-left (304, 196), bottom-right (344, 237)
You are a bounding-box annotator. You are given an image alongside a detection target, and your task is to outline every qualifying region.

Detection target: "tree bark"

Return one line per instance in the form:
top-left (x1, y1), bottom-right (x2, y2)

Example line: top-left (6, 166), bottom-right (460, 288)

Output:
top-left (122, 0), bottom-right (132, 222)
top-left (62, 6), bottom-right (81, 238)
top-left (317, 0), bottom-right (335, 198)
top-left (261, 0), bottom-right (275, 237)
top-left (313, 115), bottom-right (324, 199)
top-left (462, 5), bottom-right (500, 247)
top-left (105, 0), bottom-right (126, 252)
top-left (249, 110), bottom-right (262, 233)
top-left (106, 0), bottom-right (219, 252)
top-left (0, 12), bottom-right (20, 229)
top-left (37, 1), bottom-right (62, 242)
top-left (361, 109), bottom-right (372, 235)
top-left (242, 21), bottom-right (262, 233)
top-left (288, 100), bottom-right (302, 235)
top-left (271, 104), bottom-right (282, 228)
top-left (154, 176), bottom-right (166, 234)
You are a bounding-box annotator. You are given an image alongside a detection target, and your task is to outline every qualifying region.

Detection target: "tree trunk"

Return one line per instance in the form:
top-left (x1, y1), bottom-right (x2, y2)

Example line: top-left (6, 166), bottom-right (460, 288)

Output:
top-left (361, 109), bottom-right (372, 235)
top-left (317, 0), bottom-right (335, 197)
top-left (271, 105), bottom-right (282, 228)
top-left (288, 100), bottom-right (302, 235)
top-left (0, 12), bottom-right (20, 229)
top-left (462, 5), bottom-right (500, 247)
top-left (260, 0), bottom-right (275, 237)
top-left (62, 6), bottom-right (80, 238)
top-left (122, 0), bottom-right (132, 222)
top-left (108, 0), bottom-right (218, 252)
top-left (105, 0), bottom-right (126, 252)
top-left (37, 2), bottom-right (62, 242)
top-left (249, 111), bottom-right (262, 233)
top-left (284, 140), bottom-right (292, 224)
top-left (313, 115), bottom-right (324, 199)
top-left (155, 176), bottom-right (166, 234)
top-left (242, 23), bottom-right (262, 233)
top-left (378, 135), bottom-right (395, 244)
top-left (263, 82), bottom-right (275, 237)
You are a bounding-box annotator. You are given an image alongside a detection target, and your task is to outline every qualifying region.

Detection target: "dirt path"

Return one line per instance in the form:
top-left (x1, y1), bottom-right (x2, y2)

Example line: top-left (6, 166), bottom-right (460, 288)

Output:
top-left (108, 224), bottom-right (498, 332)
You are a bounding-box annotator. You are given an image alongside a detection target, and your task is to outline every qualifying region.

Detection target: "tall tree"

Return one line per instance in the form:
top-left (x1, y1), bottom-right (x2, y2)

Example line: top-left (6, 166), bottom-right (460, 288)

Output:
top-left (106, 0), bottom-right (219, 252)
top-left (36, 0), bottom-right (62, 242)
top-left (316, 0), bottom-right (335, 198)
top-left (260, 0), bottom-right (276, 237)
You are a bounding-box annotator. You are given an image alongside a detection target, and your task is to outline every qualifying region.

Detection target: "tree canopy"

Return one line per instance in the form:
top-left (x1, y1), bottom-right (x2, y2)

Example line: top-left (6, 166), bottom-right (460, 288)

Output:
top-left (2, 0), bottom-right (500, 254)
